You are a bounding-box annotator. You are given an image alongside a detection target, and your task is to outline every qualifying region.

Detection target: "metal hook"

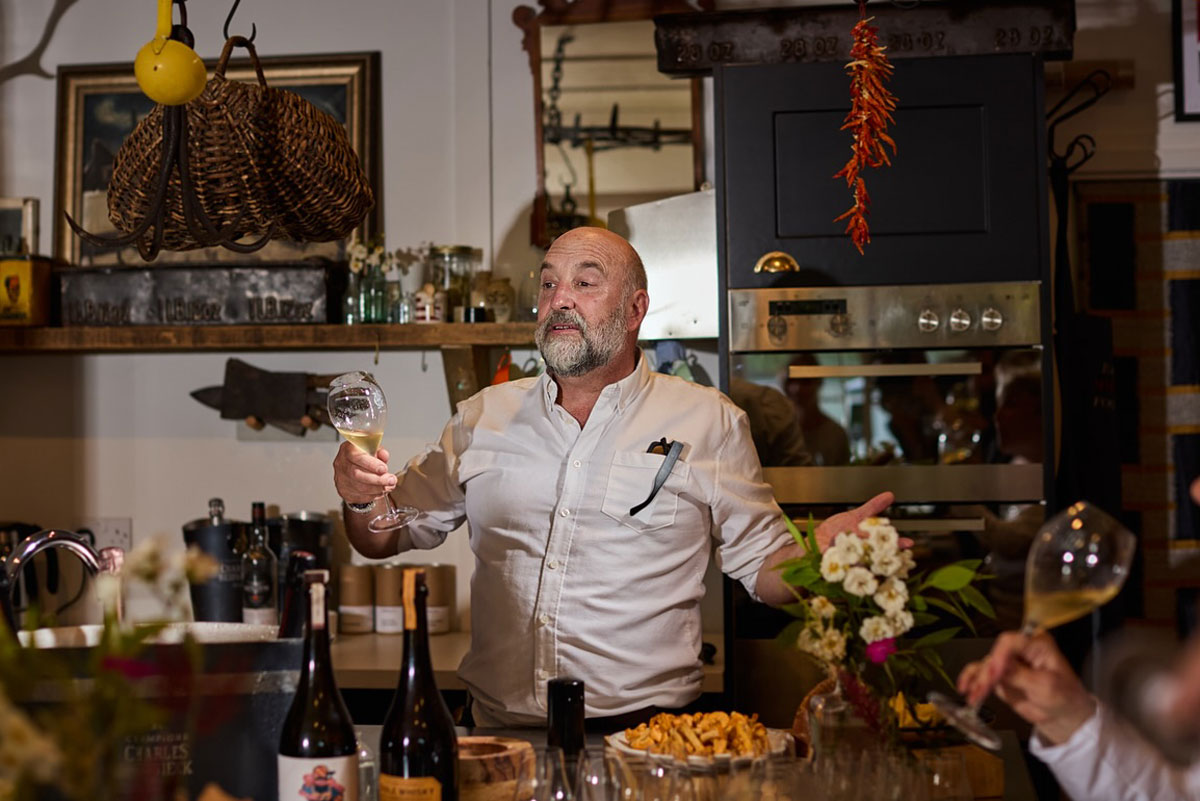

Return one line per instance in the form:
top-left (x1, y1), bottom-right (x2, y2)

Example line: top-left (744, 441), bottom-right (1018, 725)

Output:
top-left (223, 0), bottom-right (257, 43)
top-left (1063, 134), bottom-right (1097, 173)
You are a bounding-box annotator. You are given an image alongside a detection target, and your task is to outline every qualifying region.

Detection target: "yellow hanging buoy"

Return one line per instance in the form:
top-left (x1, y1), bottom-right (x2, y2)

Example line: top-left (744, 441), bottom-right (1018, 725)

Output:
top-left (134, 0), bottom-right (206, 106)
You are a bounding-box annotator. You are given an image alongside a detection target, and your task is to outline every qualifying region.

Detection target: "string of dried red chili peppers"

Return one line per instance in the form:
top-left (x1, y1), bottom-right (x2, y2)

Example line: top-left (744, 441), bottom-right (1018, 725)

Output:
top-left (833, 3), bottom-right (897, 254)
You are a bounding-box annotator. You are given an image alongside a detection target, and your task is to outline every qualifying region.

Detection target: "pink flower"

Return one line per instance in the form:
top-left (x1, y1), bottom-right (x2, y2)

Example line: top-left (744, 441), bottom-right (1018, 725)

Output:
top-left (865, 637), bottom-right (897, 664)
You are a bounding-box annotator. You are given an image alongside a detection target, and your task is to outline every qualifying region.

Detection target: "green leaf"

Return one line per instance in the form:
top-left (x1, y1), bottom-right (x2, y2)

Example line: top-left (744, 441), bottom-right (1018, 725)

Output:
top-left (781, 602), bottom-right (809, 618)
top-left (910, 594), bottom-right (928, 611)
top-left (958, 583), bottom-right (996, 619)
top-left (784, 514), bottom-right (806, 546)
top-left (913, 627), bottom-right (962, 649)
top-left (924, 596), bottom-right (972, 627)
top-left (805, 514), bottom-right (821, 556)
top-left (923, 564), bottom-right (975, 592)
top-left (775, 620), bottom-right (808, 648)
top-left (912, 611), bottom-right (939, 626)
top-left (951, 558), bottom-right (984, 572)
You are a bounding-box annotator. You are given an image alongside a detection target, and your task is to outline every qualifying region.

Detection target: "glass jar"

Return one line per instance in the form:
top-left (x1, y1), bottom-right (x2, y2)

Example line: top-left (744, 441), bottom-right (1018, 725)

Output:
top-left (342, 272), bottom-right (362, 325)
top-left (485, 277), bottom-right (516, 323)
top-left (361, 264), bottom-right (387, 323)
top-left (428, 245), bottom-right (477, 322)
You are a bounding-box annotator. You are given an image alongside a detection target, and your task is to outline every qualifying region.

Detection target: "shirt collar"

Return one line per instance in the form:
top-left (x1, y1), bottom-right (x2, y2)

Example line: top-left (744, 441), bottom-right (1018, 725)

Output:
top-left (538, 349), bottom-right (652, 415)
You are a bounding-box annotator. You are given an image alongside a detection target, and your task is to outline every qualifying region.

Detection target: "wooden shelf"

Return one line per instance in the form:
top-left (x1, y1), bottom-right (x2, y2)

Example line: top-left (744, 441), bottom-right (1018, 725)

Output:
top-left (0, 322), bottom-right (538, 354)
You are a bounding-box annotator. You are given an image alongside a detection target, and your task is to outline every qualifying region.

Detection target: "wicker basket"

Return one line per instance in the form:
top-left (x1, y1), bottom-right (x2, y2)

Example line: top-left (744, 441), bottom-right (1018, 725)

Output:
top-left (107, 36), bottom-right (373, 252)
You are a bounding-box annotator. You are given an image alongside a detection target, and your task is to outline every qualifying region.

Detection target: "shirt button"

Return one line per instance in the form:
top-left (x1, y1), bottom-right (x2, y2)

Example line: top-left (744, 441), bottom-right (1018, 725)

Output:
top-left (560, 508), bottom-right (569, 517)
top-left (573, 460), bottom-right (582, 468)
top-left (538, 613), bottom-right (550, 626)
top-left (547, 559), bottom-right (558, 571)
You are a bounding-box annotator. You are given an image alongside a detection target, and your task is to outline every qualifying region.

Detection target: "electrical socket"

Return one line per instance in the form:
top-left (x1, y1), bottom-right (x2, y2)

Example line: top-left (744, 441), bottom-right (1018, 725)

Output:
top-left (75, 517), bottom-right (133, 553)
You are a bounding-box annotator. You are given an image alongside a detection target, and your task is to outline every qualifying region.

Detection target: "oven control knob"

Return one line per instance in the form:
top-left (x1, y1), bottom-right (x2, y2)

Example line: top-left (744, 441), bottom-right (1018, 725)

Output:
top-left (949, 308), bottom-right (972, 333)
top-left (980, 307), bottom-right (1003, 332)
top-left (917, 309), bottom-right (940, 333)
top-left (767, 315), bottom-right (788, 341)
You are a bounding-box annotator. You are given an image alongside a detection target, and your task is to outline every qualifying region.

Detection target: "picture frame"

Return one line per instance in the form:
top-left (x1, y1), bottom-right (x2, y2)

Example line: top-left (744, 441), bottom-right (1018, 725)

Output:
top-left (1173, 0), bottom-right (1200, 121)
top-left (53, 51), bottom-right (381, 266)
top-left (0, 198), bottom-right (39, 257)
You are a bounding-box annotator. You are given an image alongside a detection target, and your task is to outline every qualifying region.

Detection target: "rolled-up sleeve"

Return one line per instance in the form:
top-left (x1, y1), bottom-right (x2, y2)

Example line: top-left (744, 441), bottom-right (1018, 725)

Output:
top-left (709, 405), bottom-right (790, 599)
top-left (391, 412), bottom-right (470, 551)
top-left (1030, 702), bottom-right (1200, 801)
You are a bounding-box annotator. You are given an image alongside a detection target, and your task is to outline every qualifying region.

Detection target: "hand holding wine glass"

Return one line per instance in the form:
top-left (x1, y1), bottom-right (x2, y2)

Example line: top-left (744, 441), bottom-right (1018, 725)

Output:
top-left (929, 500), bottom-right (1137, 750)
top-left (328, 371), bottom-right (419, 533)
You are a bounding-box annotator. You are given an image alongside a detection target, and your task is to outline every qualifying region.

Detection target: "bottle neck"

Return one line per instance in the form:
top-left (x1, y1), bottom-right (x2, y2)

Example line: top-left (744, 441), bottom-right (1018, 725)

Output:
top-left (302, 581), bottom-right (335, 684)
top-left (400, 585), bottom-right (435, 686)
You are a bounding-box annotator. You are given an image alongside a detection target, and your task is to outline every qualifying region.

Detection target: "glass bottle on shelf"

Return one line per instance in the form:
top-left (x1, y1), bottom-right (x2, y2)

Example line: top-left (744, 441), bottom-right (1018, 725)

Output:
top-left (242, 501), bottom-right (278, 626)
top-left (342, 272), bottom-right (361, 325)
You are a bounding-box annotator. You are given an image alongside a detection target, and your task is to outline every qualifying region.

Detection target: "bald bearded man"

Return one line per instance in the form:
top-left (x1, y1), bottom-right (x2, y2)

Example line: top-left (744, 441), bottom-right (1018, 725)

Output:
top-left (332, 227), bottom-right (892, 727)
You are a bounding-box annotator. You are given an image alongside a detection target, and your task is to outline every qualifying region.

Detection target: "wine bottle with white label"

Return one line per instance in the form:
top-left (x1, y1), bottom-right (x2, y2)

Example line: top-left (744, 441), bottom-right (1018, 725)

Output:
top-left (242, 501), bottom-right (278, 625)
top-left (278, 569), bottom-right (359, 801)
top-left (379, 568), bottom-right (458, 801)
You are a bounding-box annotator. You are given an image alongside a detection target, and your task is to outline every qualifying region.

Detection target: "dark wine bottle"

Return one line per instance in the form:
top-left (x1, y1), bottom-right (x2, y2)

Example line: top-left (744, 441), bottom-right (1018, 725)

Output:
top-left (379, 568), bottom-right (459, 801)
top-left (278, 569), bottom-right (359, 801)
top-left (242, 501), bottom-right (278, 625)
top-left (278, 550), bottom-right (317, 639)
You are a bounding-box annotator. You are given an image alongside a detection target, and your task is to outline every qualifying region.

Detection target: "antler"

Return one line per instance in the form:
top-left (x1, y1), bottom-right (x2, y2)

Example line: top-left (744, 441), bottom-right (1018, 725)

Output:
top-left (0, 0), bottom-right (80, 84)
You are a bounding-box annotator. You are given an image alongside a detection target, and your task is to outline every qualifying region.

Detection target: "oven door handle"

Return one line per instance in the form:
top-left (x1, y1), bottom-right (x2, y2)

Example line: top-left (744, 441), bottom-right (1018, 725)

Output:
top-left (788, 362), bottom-right (983, 379)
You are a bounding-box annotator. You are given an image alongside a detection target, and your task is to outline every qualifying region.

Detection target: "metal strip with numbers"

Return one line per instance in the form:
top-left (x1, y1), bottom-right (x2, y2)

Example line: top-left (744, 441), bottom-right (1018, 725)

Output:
top-left (654, 1), bottom-right (1074, 77)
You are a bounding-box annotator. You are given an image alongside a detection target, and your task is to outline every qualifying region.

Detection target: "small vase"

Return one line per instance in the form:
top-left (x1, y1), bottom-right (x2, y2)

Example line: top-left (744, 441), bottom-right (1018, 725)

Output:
top-left (342, 272), bottom-right (362, 325)
top-left (804, 673), bottom-right (874, 762)
top-left (361, 264), bottom-right (387, 323)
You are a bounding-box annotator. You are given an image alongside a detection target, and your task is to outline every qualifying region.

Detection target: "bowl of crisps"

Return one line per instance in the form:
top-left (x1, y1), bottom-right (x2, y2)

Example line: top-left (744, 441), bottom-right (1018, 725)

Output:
top-left (607, 711), bottom-right (794, 769)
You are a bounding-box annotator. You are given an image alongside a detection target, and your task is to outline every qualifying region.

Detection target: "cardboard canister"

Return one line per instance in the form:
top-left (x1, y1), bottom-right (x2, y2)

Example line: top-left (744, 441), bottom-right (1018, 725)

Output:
top-left (339, 563), bottom-right (374, 634)
top-left (380, 563), bottom-right (456, 634)
top-left (374, 564), bottom-right (405, 634)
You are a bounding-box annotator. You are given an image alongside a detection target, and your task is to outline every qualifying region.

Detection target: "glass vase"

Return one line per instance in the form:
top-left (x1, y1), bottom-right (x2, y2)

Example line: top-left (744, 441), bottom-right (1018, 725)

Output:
top-left (808, 674), bottom-right (874, 762)
top-left (361, 264), bottom-right (387, 323)
top-left (342, 272), bottom-right (361, 325)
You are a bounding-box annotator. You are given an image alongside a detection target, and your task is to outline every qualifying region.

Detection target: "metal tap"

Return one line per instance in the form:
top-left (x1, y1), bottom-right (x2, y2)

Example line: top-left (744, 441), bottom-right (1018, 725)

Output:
top-left (0, 529), bottom-right (125, 634)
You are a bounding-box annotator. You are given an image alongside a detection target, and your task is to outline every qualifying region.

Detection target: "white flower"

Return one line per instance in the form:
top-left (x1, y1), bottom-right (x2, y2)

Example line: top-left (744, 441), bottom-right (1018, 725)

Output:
top-left (124, 535), bottom-right (165, 584)
top-left (819, 627), bottom-right (847, 662)
top-left (859, 615), bottom-right (895, 644)
top-left (873, 577), bottom-right (909, 614)
top-left (871, 551), bottom-right (903, 578)
top-left (0, 692), bottom-right (62, 783)
top-left (866, 524), bottom-right (899, 557)
top-left (797, 626), bottom-right (824, 658)
top-left (889, 609), bottom-right (915, 636)
top-left (859, 516), bottom-right (892, 536)
top-left (810, 596), bottom-right (836, 621)
top-left (171, 544), bottom-right (219, 585)
top-left (896, 548), bottom-right (917, 579)
top-left (833, 532), bottom-right (865, 564)
top-left (94, 573), bottom-right (122, 617)
top-left (842, 566), bottom-right (878, 597)
top-left (820, 546), bottom-right (850, 583)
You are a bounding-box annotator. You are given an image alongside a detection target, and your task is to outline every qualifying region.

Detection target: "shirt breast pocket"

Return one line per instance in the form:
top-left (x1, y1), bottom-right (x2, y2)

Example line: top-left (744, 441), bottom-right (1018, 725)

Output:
top-left (600, 451), bottom-right (692, 533)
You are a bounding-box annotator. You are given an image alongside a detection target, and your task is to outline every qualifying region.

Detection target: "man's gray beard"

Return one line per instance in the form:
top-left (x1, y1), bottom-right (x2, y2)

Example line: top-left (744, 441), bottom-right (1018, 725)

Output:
top-left (535, 306), bottom-right (627, 378)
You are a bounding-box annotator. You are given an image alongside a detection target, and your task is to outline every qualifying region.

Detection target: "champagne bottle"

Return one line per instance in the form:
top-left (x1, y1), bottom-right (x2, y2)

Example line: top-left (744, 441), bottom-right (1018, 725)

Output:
top-left (379, 568), bottom-right (458, 801)
top-left (278, 569), bottom-right (359, 801)
top-left (242, 501), bottom-right (278, 625)
top-left (278, 550), bottom-right (317, 639)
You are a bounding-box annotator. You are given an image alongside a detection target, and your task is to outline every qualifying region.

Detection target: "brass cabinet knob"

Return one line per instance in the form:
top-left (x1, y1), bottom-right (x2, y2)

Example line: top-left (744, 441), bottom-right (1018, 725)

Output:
top-left (753, 251), bottom-right (800, 274)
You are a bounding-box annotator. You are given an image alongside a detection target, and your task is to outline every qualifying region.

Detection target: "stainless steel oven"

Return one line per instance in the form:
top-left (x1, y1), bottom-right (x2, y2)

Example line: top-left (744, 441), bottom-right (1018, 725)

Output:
top-left (721, 280), bottom-right (1054, 725)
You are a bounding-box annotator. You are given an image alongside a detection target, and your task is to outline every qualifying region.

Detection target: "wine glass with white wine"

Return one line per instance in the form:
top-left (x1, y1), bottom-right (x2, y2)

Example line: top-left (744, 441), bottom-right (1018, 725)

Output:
top-left (327, 371), bottom-right (419, 533)
top-left (928, 500), bottom-right (1137, 750)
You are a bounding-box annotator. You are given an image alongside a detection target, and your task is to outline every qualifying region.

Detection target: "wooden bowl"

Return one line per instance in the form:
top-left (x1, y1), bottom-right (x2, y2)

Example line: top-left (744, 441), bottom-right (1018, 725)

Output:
top-left (458, 736), bottom-right (535, 801)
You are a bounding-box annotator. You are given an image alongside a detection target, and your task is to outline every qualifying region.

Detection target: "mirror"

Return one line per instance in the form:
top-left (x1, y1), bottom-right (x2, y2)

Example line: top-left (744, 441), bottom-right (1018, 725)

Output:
top-left (513, 0), bottom-right (712, 247)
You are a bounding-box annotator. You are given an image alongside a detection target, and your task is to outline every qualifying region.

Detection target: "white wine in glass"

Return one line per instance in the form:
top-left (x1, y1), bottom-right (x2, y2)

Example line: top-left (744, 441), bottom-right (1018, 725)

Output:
top-left (929, 500), bottom-right (1137, 750)
top-left (327, 371), bottom-right (419, 533)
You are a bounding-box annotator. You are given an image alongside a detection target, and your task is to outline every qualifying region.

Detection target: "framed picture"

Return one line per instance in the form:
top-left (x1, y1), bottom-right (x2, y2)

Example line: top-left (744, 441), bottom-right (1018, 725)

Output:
top-left (53, 51), bottom-right (381, 266)
top-left (1174, 0), bottom-right (1200, 120)
top-left (0, 198), bottom-right (39, 257)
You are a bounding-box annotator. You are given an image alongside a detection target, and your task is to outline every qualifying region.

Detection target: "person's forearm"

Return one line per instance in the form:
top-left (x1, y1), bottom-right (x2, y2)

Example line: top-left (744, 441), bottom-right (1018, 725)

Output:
top-left (755, 541), bottom-right (805, 606)
top-left (342, 496), bottom-right (403, 559)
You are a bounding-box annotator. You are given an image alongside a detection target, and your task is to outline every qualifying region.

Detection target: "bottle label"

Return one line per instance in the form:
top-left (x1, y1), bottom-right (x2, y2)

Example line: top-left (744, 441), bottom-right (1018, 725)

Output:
top-left (278, 753), bottom-right (358, 801)
top-left (427, 605), bottom-right (451, 634)
top-left (379, 774), bottom-right (441, 801)
top-left (339, 604), bottom-right (374, 633)
top-left (244, 606), bottom-right (278, 626)
top-left (376, 605), bottom-right (405, 634)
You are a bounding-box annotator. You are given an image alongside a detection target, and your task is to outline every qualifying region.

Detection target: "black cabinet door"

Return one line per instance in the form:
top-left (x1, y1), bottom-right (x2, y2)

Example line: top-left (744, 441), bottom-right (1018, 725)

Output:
top-left (716, 54), bottom-right (1048, 288)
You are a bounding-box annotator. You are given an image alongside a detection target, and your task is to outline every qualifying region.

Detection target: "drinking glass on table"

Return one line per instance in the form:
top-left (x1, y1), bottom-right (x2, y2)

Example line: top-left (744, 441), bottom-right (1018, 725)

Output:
top-left (327, 371), bottom-right (419, 533)
top-left (928, 500), bottom-right (1137, 750)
